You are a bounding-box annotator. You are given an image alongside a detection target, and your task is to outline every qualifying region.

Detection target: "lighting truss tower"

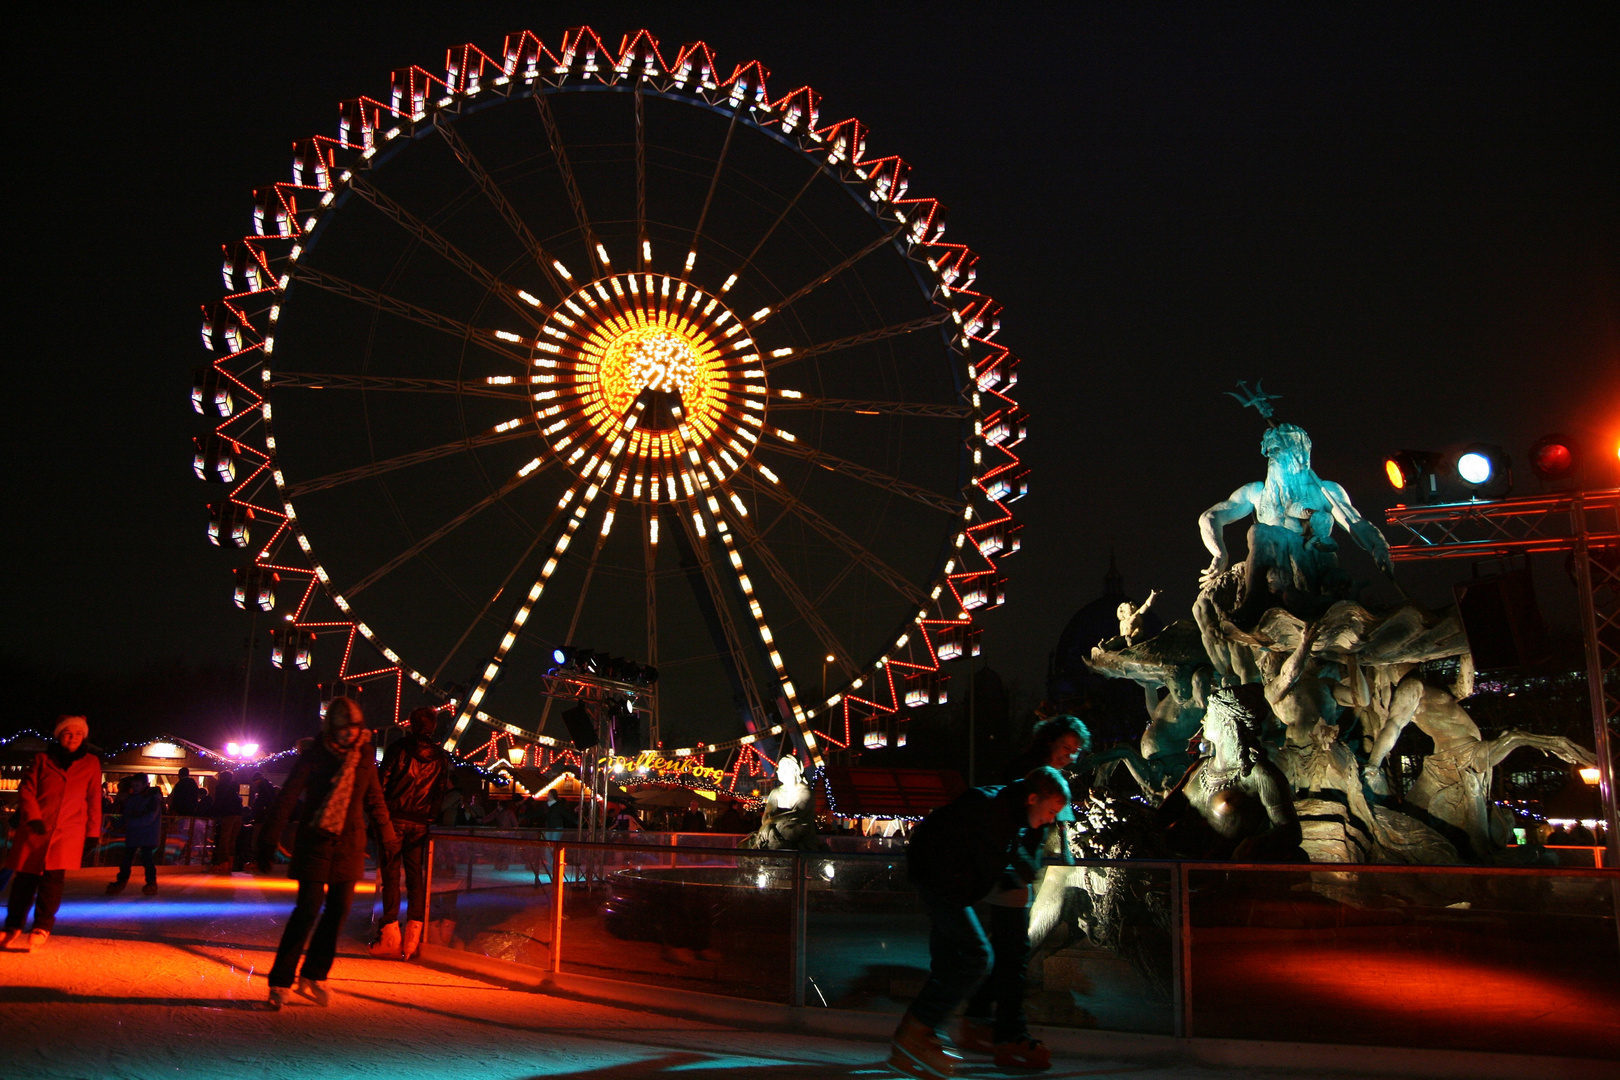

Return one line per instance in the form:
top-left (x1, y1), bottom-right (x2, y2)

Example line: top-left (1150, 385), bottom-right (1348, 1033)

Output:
top-left (1384, 488), bottom-right (1620, 871)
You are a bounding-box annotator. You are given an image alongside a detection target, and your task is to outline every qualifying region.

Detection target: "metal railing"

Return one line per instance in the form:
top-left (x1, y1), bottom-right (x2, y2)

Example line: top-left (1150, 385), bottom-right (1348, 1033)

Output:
top-left (413, 829), bottom-right (1620, 1058)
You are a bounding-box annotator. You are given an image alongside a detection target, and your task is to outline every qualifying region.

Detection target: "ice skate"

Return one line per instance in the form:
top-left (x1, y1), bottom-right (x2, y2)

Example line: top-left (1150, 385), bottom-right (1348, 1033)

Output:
top-left (267, 986), bottom-right (288, 1010)
top-left (295, 976), bottom-right (329, 1006)
top-left (1, 928), bottom-right (22, 950)
top-left (992, 1035), bottom-right (1051, 1071)
top-left (401, 919), bottom-right (423, 960)
top-left (141, 882), bottom-right (159, 896)
top-left (28, 929), bottom-right (50, 952)
top-left (956, 1016), bottom-right (995, 1054)
top-left (887, 1013), bottom-right (959, 1079)
top-left (369, 920), bottom-right (402, 958)
top-left (105, 879), bottom-right (127, 895)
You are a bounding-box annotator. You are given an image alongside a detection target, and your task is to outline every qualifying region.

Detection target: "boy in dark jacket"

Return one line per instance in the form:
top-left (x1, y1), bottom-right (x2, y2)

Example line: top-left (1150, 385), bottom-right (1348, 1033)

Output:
top-left (370, 707), bottom-right (452, 960)
top-left (108, 774), bottom-right (163, 895)
top-left (890, 766), bottom-right (1070, 1078)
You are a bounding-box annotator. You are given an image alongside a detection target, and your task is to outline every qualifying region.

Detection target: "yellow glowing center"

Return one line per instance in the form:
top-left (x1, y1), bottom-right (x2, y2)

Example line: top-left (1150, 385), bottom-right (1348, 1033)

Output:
top-left (601, 326), bottom-right (709, 413)
top-left (532, 273), bottom-right (766, 492)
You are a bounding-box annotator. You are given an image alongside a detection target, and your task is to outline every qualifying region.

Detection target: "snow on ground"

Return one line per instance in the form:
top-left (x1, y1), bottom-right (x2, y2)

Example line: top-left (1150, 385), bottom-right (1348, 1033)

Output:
top-left (0, 869), bottom-right (1375, 1080)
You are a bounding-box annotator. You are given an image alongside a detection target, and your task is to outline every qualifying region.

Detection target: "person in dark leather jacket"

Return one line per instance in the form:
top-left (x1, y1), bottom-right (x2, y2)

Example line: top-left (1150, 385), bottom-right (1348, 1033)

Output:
top-left (370, 707), bottom-right (452, 960)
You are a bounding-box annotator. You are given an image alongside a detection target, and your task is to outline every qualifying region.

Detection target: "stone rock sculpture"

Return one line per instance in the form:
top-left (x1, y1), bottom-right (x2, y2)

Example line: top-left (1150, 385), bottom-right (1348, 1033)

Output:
top-left (1155, 687), bottom-right (1305, 862)
top-left (1073, 385), bottom-right (1593, 867)
top-left (1116, 589), bottom-right (1162, 647)
top-left (1085, 620), bottom-right (1213, 800)
top-left (1193, 420), bottom-right (1394, 679)
top-left (1362, 657), bottom-right (1596, 859)
top-left (738, 754), bottom-right (824, 851)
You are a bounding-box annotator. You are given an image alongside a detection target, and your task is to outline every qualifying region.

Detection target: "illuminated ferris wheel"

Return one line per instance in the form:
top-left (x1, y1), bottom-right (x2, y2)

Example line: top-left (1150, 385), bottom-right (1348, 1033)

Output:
top-left (192, 27), bottom-right (1027, 782)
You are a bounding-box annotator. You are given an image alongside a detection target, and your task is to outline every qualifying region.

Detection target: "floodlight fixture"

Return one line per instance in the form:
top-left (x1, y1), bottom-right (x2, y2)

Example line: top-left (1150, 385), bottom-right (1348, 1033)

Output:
top-left (1383, 450), bottom-right (1443, 503)
top-left (1452, 442), bottom-right (1512, 499)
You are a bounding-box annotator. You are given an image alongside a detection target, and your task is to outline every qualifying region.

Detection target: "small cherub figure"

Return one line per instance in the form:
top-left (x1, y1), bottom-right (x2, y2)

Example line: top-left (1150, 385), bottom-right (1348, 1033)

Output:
top-left (1116, 589), bottom-right (1162, 647)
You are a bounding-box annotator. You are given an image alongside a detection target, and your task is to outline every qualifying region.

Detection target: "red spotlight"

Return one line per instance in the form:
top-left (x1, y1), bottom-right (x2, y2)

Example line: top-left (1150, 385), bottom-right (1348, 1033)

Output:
top-left (1528, 433), bottom-right (1577, 481)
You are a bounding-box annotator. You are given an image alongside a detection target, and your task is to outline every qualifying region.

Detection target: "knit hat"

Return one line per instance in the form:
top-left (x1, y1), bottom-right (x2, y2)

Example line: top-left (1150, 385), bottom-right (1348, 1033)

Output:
top-left (53, 714), bottom-right (89, 740)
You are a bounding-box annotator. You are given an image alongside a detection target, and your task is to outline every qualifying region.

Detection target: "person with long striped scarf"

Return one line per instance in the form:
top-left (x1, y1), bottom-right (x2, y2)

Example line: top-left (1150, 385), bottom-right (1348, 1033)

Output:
top-left (257, 697), bottom-right (398, 1008)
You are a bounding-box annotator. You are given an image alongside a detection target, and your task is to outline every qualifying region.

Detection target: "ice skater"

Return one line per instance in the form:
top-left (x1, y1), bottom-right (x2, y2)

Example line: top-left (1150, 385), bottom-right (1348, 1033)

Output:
top-left (3, 715), bottom-right (103, 952)
top-left (107, 774), bottom-right (162, 896)
top-left (955, 718), bottom-right (1088, 1064)
top-left (370, 706), bottom-right (451, 960)
top-left (256, 698), bottom-right (398, 1008)
top-left (890, 766), bottom-right (1071, 1077)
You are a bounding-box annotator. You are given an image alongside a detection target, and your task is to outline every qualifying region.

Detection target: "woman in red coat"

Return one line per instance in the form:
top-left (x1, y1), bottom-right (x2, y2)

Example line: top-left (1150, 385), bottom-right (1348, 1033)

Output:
top-left (3, 715), bottom-right (102, 952)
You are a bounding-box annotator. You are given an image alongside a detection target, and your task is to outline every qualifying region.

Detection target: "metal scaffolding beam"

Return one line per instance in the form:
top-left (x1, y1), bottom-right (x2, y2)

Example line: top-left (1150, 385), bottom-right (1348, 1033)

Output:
top-left (1385, 488), bottom-right (1620, 873)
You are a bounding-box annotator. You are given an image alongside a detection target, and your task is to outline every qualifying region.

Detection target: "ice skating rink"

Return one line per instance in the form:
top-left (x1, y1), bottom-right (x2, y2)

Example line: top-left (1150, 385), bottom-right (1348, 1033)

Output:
top-left (0, 868), bottom-right (1405, 1079)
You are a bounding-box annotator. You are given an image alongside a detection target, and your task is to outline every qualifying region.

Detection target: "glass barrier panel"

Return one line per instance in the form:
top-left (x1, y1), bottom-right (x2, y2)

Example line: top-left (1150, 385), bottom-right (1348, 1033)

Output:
top-left (424, 834), bottom-right (559, 968)
top-left (1033, 862), bottom-right (1175, 1034)
top-left (1185, 865), bottom-right (1620, 1059)
top-left (802, 857), bottom-right (1175, 1034)
top-left (560, 843), bottom-right (795, 1004)
top-left (803, 853), bottom-right (928, 1015)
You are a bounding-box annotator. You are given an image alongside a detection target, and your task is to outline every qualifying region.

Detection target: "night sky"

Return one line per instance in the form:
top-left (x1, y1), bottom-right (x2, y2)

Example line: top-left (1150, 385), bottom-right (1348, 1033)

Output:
top-left (2, 4), bottom-right (1615, 748)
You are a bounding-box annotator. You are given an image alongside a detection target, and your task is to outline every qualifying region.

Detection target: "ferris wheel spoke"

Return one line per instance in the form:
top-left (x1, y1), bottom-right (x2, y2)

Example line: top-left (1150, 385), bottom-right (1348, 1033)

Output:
top-left (535, 491), bottom-right (616, 738)
top-left (282, 428), bottom-right (533, 498)
top-left (293, 266), bottom-right (530, 365)
top-left (643, 503), bottom-right (660, 746)
top-left (675, 502), bottom-right (773, 731)
top-left (344, 456), bottom-right (556, 599)
top-left (736, 473), bottom-right (929, 607)
top-left (446, 401), bottom-right (648, 746)
top-left (764, 312), bottom-right (954, 372)
top-left (434, 122), bottom-right (570, 297)
top-left (811, 558), bottom-right (862, 609)
top-left (686, 106), bottom-right (740, 276)
top-left (429, 510), bottom-right (562, 685)
top-left (709, 514), bottom-right (822, 764)
top-left (768, 223), bottom-right (905, 313)
top-left (731, 162), bottom-right (823, 284)
top-left (634, 86), bottom-right (647, 267)
top-left (727, 510), bottom-right (860, 680)
top-left (270, 372), bottom-right (525, 401)
top-left (532, 91), bottom-right (603, 278)
top-left (770, 395), bottom-right (973, 419)
top-left (346, 176), bottom-right (545, 326)
top-left (761, 438), bottom-right (967, 516)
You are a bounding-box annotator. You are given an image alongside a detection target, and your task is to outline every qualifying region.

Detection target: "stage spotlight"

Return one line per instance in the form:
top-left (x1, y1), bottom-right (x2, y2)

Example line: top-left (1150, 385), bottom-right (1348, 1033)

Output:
top-left (552, 645), bottom-right (575, 667)
top-left (1457, 452), bottom-right (1491, 484)
top-left (1383, 450), bottom-right (1442, 502)
top-left (1452, 443), bottom-right (1512, 499)
top-left (1529, 435), bottom-right (1574, 478)
top-left (1527, 432), bottom-right (1583, 490)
